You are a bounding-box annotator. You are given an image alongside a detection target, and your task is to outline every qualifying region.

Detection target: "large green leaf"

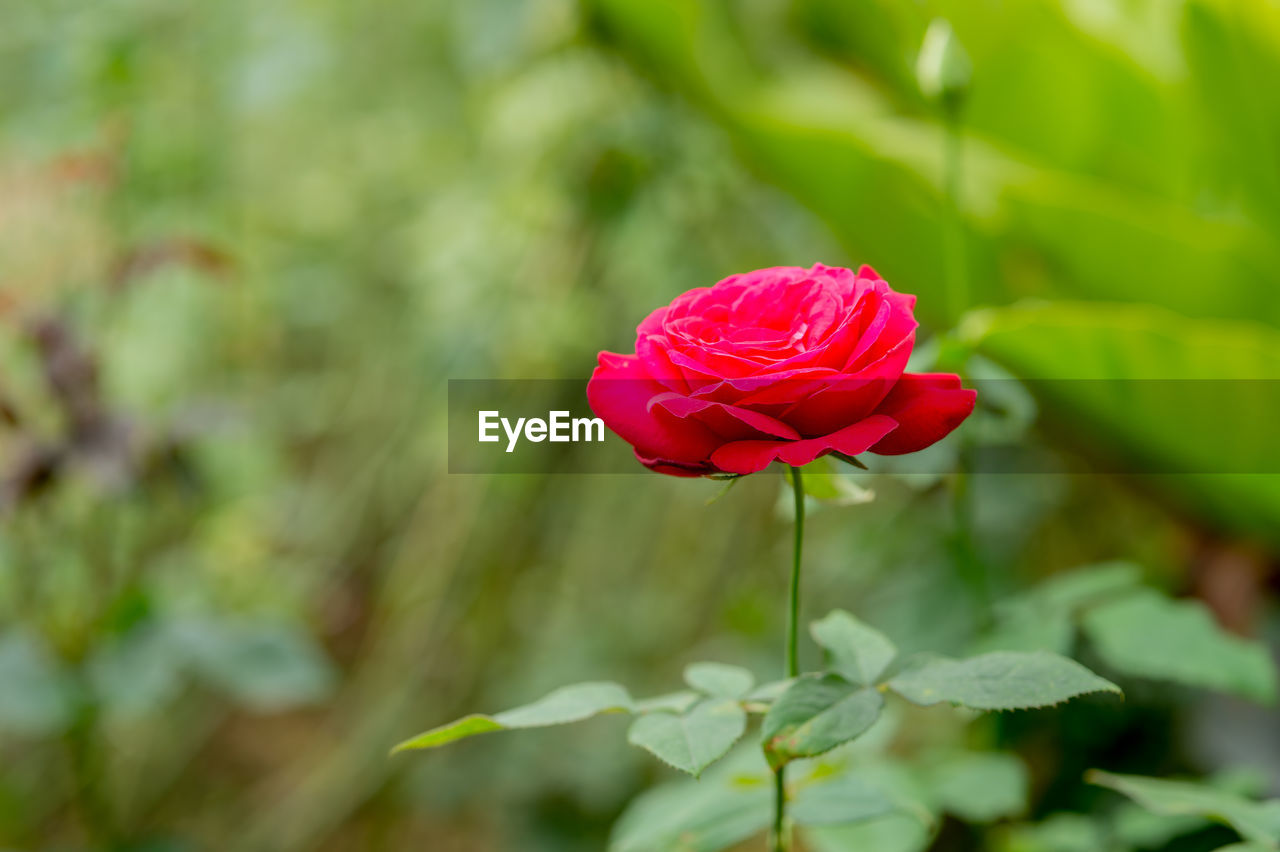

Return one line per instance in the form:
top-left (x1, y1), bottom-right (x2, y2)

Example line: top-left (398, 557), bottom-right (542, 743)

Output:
top-left (761, 674), bottom-right (884, 768)
top-left (1082, 590), bottom-right (1278, 704)
top-left (1183, 0), bottom-right (1280, 229)
top-left (810, 610), bottom-right (898, 686)
top-left (887, 651), bottom-right (1119, 710)
top-left (1088, 771), bottom-right (1280, 848)
top-left (392, 681), bottom-right (632, 753)
top-left (962, 302), bottom-right (1280, 544)
top-left (627, 699), bottom-right (747, 777)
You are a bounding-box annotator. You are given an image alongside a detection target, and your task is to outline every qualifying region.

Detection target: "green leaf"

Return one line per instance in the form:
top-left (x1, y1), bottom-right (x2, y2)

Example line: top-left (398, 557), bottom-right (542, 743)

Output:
top-left (887, 651), bottom-right (1120, 710)
top-left (971, 609), bottom-right (1075, 656)
top-left (803, 814), bottom-right (933, 852)
top-left (1082, 590), bottom-right (1278, 704)
top-left (1087, 771), bottom-right (1280, 848)
top-left (609, 745), bottom-right (772, 851)
top-left (627, 699), bottom-right (747, 777)
top-left (634, 690), bottom-right (699, 715)
top-left (973, 563), bottom-right (1145, 655)
top-left (174, 620), bottom-right (336, 712)
top-left (996, 812), bottom-right (1108, 852)
top-left (744, 679), bottom-right (793, 705)
top-left (0, 631), bottom-right (74, 737)
top-left (1015, 563), bottom-right (1144, 612)
top-left (684, 662), bottom-right (755, 699)
top-left (761, 674), bottom-right (884, 769)
top-left (791, 774), bottom-right (898, 826)
top-left (705, 475), bottom-right (743, 504)
top-left (924, 751), bottom-right (1028, 822)
top-left (963, 303), bottom-right (1280, 546)
top-left (393, 681), bottom-right (632, 753)
top-left (89, 626), bottom-right (185, 719)
top-left (1113, 767), bottom-right (1275, 849)
top-left (829, 451), bottom-right (868, 470)
top-left (1112, 802), bottom-right (1207, 850)
top-left (810, 610), bottom-right (898, 686)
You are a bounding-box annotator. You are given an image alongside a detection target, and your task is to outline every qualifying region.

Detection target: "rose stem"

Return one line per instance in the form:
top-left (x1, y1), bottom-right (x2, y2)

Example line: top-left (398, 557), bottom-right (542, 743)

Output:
top-left (772, 464), bottom-right (805, 852)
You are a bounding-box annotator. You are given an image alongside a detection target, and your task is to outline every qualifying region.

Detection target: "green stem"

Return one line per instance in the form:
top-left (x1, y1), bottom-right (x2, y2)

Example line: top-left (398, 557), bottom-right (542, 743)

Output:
top-left (786, 466), bottom-right (804, 679)
top-left (772, 465), bottom-right (806, 852)
top-left (66, 674), bottom-right (117, 848)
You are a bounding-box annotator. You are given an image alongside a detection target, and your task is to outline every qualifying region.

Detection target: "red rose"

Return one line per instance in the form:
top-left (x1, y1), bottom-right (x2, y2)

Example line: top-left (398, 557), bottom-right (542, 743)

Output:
top-left (587, 264), bottom-right (976, 476)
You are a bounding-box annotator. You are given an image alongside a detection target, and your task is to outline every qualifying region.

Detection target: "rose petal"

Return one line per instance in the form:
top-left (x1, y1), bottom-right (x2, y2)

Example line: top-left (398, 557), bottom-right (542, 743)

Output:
top-left (587, 352), bottom-right (721, 469)
top-left (633, 450), bottom-right (714, 477)
top-left (649, 393), bottom-right (801, 441)
top-left (868, 373), bottom-right (977, 455)
top-left (709, 415), bottom-right (898, 475)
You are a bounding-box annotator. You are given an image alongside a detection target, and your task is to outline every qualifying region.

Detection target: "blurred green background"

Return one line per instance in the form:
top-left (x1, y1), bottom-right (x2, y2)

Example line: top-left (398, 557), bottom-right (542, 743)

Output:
top-left (1, 1), bottom-right (1278, 850)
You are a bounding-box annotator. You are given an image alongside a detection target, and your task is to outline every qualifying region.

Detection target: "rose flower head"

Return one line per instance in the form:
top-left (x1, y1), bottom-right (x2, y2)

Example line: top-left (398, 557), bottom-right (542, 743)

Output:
top-left (587, 264), bottom-right (975, 476)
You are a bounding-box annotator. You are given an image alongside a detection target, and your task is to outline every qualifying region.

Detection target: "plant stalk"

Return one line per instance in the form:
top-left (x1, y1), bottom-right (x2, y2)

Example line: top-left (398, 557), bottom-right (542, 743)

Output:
top-left (940, 102), bottom-right (986, 607)
top-left (772, 465), bottom-right (805, 852)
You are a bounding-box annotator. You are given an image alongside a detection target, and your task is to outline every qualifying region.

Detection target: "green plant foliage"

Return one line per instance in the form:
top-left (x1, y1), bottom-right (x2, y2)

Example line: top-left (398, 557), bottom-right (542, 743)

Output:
top-left (786, 456), bottom-right (875, 510)
top-left (961, 302), bottom-right (1280, 544)
top-left (743, 679), bottom-right (793, 708)
top-left (1010, 562), bottom-right (1145, 613)
top-left (589, 0), bottom-right (1280, 552)
top-left (626, 699), bottom-right (747, 777)
top-left (392, 681), bottom-right (633, 753)
top-left (1082, 590), bottom-right (1278, 704)
top-left (789, 773), bottom-right (898, 827)
top-left (761, 674), bottom-right (884, 768)
top-left (924, 751), bottom-right (1028, 822)
top-left (175, 620), bottom-right (338, 713)
top-left (0, 632), bottom-right (74, 737)
top-left (683, 662), bottom-right (755, 698)
top-left (1111, 768), bottom-right (1273, 849)
top-left (974, 562), bottom-right (1278, 703)
top-left (803, 813), bottom-right (933, 852)
top-left (1088, 771), bottom-right (1280, 848)
top-left (634, 691), bottom-right (700, 714)
top-left (810, 609), bottom-right (897, 686)
top-left (887, 651), bottom-right (1120, 710)
top-left (994, 812), bottom-right (1109, 852)
top-left (608, 746), bottom-right (774, 852)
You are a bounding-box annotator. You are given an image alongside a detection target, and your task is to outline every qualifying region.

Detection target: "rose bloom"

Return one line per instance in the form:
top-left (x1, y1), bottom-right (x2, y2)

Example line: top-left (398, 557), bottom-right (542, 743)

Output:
top-left (587, 264), bottom-right (975, 476)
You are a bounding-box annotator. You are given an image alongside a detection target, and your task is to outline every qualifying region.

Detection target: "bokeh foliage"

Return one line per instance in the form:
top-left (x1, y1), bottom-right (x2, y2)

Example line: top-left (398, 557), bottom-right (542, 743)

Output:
top-left (0, 1), bottom-right (1277, 850)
